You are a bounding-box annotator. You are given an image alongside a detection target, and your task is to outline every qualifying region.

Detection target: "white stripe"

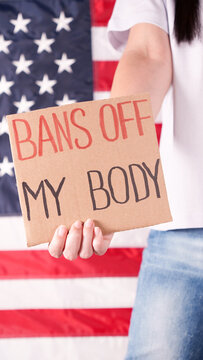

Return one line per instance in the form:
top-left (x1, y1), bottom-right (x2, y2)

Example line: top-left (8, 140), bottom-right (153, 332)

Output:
top-left (93, 91), bottom-right (110, 100)
top-left (92, 27), bottom-right (121, 61)
top-left (0, 277), bottom-right (137, 310)
top-left (111, 228), bottom-right (148, 248)
top-left (0, 337), bottom-right (128, 360)
top-left (0, 217), bottom-right (47, 250)
top-left (0, 217), bottom-right (148, 250)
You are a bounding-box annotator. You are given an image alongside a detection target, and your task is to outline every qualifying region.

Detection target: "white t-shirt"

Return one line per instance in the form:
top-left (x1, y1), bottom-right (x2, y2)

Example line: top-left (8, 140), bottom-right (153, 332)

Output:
top-left (107, 0), bottom-right (203, 231)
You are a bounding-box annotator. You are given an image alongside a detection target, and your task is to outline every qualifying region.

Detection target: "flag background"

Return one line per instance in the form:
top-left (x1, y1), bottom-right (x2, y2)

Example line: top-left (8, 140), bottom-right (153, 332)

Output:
top-left (0, 0), bottom-right (161, 358)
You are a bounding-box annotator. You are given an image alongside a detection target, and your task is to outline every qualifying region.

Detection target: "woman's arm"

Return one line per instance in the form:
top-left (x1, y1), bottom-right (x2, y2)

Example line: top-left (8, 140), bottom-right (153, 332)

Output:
top-left (111, 23), bottom-right (172, 117)
top-left (48, 23), bottom-right (173, 260)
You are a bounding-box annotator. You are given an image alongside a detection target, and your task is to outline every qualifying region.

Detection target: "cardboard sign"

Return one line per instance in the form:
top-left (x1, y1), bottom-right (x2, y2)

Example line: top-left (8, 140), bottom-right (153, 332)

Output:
top-left (7, 94), bottom-right (172, 247)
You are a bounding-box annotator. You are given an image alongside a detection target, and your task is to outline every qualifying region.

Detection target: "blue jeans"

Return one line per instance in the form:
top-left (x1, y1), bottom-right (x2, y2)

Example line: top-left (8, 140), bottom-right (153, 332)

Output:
top-left (125, 229), bottom-right (203, 360)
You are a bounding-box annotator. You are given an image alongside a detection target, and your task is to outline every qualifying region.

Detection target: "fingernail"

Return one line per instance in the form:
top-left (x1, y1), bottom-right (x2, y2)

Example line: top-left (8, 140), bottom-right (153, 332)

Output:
top-left (74, 220), bottom-right (82, 229)
top-left (57, 225), bottom-right (67, 237)
top-left (85, 219), bottom-right (93, 228)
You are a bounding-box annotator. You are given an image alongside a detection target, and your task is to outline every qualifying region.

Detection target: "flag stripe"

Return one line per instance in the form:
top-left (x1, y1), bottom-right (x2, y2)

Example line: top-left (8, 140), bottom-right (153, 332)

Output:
top-left (0, 308), bottom-right (132, 338)
top-left (93, 91), bottom-right (111, 100)
top-left (0, 337), bottom-right (128, 360)
top-left (0, 278), bottom-right (137, 309)
top-left (156, 123), bottom-right (162, 143)
top-left (93, 61), bottom-right (118, 91)
top-left (90, 0), bottom-right (115, 27)
top-left (0, 217), bottom-right (149, 250)
top-left (0, 248), bottom-right (143, 279)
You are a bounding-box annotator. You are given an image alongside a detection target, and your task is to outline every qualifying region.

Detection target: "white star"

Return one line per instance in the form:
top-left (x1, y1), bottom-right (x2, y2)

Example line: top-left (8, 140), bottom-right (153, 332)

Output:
top-left (0, 157), bottom-right (14, 177)
top-left (34, 32), bottom-right (55, 53)
top-left (14, 95), bottom-right (35, 113)
top-left (0, 75), bottom-right (14, 95)
top-left (0, 35), bottom-right (12, 54)
top-left (56, 94), bottom-right (76, 106)
top-left (10, 13), bottom-right (31, 33)
top-left (12, 54), bottom-right (33, 75)
top-left (53, 11), bottom-right (73, 32)
top-left (0, 116), bottom-right (9, 136)
top-left (55, 53), bottom-right (76, 73)
top-left (36, 74), bottom-right (57, 94)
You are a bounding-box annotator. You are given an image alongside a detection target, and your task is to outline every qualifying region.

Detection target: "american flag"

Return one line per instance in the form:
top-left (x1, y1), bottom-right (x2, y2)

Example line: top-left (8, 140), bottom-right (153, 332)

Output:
top-left (0, 0), bottom-right (161, 358)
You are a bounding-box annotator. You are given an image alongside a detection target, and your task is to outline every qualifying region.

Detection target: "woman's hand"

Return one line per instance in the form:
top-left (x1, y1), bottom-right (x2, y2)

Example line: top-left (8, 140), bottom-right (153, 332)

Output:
top-left (48, 219), bottom-right (113, 260)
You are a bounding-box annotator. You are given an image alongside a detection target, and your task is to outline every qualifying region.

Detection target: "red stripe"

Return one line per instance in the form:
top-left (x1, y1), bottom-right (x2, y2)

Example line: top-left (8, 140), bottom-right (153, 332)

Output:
top-left (0, 308), bottom-right (131, 338)
top-left (156, 123), bottom-right (162, 143)
top-left (0, 248), bottom-right (143, 279)
top-left (90, 0), bottom-right (115, 27)
top-left (93, 61), bottom-right (118, 91)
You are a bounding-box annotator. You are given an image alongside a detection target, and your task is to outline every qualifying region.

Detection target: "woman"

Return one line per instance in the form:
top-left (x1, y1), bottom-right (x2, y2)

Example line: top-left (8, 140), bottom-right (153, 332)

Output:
top-left (49, 1), bottom-right (203, 359)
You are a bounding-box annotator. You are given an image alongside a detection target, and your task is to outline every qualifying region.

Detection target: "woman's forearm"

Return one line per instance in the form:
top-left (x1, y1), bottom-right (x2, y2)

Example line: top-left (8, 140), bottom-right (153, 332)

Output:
top-left (111, 50), bottom-right (172, 119)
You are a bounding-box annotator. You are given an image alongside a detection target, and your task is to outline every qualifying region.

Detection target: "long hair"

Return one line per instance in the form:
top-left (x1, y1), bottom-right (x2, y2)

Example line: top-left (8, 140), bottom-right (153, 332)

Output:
top-left (174, 0), bottom-right (201, 43)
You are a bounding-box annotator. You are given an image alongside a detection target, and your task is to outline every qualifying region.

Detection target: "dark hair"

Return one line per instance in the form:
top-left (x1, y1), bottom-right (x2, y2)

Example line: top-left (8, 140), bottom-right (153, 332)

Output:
top-left (174, 0), bottom-right (201, 43)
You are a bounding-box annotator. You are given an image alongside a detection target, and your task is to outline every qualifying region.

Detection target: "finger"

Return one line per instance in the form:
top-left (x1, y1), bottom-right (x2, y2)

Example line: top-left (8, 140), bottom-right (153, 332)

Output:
top-left (79, 219), bottom-right (94, 259)
top-left (48, 225), bottom-right (68, 258)
top-left (92, 227), bottom-right (112, 256)
top-left (63, 220), bottom-right (82, 261)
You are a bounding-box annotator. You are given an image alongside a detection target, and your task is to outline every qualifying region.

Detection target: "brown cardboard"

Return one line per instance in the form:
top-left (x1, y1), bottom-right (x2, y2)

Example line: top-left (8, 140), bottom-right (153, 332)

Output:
top-left (7, 94), bottom-right (172, 247)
